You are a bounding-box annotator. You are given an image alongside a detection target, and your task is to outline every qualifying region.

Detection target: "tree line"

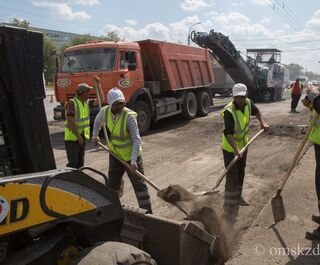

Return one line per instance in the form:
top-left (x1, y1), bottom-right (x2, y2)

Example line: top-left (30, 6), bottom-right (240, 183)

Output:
top-left (284, 63), bottom-right (320, 82)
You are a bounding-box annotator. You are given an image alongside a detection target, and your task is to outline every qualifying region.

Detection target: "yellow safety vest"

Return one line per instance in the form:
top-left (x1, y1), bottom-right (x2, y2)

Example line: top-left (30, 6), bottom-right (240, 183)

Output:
top-left (290, 81), bottom-right (303, 95)
top-left (221, 99), bottom-right (252, 152)
top-left (104, 106), bottom-right (141, 162)
top-left (309, 110), bottom-right (320, 145)
top-left (64, 97), bottom-right (90, 141)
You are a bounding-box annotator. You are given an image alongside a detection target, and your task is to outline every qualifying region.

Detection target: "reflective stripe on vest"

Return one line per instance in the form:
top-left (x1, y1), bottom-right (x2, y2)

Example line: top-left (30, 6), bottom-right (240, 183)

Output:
top-left (64, 97), bottom-right (90, 141)
top-left (221, 99), bottom-right (252, 152)
top-left (103, 106), bottom-right (140, 161)
top-left (309, 110), bottom-right (320, 145)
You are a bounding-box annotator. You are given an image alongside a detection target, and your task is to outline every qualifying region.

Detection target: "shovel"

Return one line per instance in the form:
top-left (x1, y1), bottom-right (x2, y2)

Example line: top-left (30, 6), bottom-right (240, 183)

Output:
top-left (195, 129), bottom-right (265, 196)
top-left (93, 79), bottom-right (189, 216)
top-left (98, 142), bottom-right (189, 216)
top-left (272, 112), bottom-right (318, 224)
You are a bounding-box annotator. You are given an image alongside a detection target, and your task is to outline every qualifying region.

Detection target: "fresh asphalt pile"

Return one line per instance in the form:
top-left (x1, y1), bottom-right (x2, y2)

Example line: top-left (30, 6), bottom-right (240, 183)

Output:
top-left (158, 185), bottom-right (231, 263)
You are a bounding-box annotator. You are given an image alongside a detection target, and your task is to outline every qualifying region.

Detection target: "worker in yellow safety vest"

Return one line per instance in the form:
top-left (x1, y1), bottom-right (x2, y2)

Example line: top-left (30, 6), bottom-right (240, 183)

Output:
top-left (302, 87), bottom-right (320, 240)
top-left (64, 76), bottom-right (103, 168)
top-left (221, 83), bottom-right (270, 221)
top-left (92, 88), bottom-right (152, 214)
top-left (289, 78), bottom-right (304, 113)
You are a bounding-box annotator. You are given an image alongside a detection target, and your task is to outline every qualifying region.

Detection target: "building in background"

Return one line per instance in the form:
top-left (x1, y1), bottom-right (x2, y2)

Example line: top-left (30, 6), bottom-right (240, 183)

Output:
top-left (0, 23), bottom-right (80, 46)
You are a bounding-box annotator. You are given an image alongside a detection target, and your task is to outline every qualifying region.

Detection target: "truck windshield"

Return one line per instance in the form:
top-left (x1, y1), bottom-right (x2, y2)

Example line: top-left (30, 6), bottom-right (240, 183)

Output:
top-left (60, 48), bottom-right (117, 73)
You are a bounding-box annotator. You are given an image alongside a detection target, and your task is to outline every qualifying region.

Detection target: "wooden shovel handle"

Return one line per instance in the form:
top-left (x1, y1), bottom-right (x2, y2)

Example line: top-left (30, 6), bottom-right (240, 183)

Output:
top-left (98, 142), bottom-right (189, 216)
top-left (98, 142), bottom-right (161, 190)
top-left (212, 129), bottom-right (265, 190)
top-left (278, 112), bottom-right (318, 191)
top-left (93, 78), bottom-right (110, 147)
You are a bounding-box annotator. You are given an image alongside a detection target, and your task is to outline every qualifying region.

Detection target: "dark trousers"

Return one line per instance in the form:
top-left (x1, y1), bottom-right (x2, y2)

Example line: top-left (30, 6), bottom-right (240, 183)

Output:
top-left (315, 144), bottom-right (320, 212)
top-left (223, 149), bottom-right (248, 208)
top-left (291, 94), bottom-right (301, 110)
top-left (108, 155), bottom-right (152, 213)
top-left (65, 140), bottom-right (86, 168)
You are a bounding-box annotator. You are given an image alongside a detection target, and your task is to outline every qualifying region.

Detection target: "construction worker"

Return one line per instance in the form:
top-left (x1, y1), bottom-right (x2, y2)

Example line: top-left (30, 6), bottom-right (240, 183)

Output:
top-left (92, 88), bottom-right (152, 214)
top-left (289, 78), bottom-right (304, 113)
top-left (222, 83), bottom-right (269, 219)
top-left (64, 77), bottom-right (103, 168)
top-left (302, 87), bottom-right (320, 240)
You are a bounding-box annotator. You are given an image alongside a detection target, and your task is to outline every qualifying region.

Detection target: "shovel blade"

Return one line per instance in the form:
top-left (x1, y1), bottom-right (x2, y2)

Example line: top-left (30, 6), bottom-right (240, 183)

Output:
top-left (271, 193), bottom-right (286, 223)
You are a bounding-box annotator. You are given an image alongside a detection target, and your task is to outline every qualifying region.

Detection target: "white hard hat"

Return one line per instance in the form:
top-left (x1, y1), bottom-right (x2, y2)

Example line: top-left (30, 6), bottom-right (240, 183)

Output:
top-left (107, 87), bottom-right (126, 106)
top-left (233, 83), bottom-right (247, 97)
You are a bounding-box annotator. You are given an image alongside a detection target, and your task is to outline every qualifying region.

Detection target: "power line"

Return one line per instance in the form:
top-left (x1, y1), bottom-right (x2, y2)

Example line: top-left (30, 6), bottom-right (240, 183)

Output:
top-left (233, 38), bottom-right (320, 45)
top-left (260, 0), bottom-right (301, 32)
top-left (273, 0), bottom-right (304, 30)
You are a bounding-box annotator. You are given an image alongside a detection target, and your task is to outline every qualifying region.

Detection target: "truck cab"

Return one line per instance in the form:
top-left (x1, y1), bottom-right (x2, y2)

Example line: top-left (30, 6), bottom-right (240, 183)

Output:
top-left (54, 41), bottom-right (144, 120)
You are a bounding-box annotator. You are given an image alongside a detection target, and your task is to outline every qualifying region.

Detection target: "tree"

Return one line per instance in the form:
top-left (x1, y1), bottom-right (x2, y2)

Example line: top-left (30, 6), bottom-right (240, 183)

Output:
top-left (64, 34), bottom-right (98, 48)
top-left (8, 18), bottom-right (57, 84)
top-left (62, 31), bottom-right (121, 50)
top-left (43, 36), bottom-right (58, 83)
top-left (284, 63), bottom-right (304, 80)
top-left (305, 71), bottom-right (320, 81)
top-left (8, 18), bottom-right (30, 29)
top-left (104, 31), bottom-right (121, 42)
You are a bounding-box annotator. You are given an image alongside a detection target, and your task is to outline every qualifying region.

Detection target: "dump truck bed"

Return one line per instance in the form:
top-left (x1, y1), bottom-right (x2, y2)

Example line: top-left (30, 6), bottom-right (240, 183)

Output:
top-left (138, 39), bottom-right (214, 91)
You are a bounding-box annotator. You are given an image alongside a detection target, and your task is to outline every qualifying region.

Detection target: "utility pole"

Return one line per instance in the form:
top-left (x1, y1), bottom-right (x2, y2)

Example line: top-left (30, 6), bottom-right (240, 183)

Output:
top-left (187, 22), bottom-right (201, 45)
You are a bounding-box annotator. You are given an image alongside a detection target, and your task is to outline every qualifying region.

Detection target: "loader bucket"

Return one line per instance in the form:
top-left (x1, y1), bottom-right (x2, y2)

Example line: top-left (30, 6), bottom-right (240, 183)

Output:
top-left (122, 208), bottom-right (217, 265)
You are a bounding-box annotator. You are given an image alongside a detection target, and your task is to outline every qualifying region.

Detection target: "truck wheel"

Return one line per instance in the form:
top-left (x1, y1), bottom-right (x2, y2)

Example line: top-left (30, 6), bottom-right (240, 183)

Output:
top-left (196, 90), bottom-right (210, 117)
top-left (182, 91), bottom-right (197, 119)
top-left (135, 100), bottom-right (151, 134)
top-left (72, 242), bottom-right (157, 265)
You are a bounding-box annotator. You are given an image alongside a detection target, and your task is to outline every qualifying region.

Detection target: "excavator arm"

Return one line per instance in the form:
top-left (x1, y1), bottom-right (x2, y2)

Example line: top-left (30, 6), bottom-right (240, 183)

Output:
top-left (191, 30), bottom-right (262, 99)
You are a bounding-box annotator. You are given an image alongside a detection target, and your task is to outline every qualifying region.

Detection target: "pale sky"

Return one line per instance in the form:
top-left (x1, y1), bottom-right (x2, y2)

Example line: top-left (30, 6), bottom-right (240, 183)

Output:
top-left (1, 0), bottom-right (320, 72)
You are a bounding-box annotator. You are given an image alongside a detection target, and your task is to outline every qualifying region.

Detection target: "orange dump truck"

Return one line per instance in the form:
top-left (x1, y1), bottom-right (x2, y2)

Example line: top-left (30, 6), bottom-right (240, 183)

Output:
top-left (53, 39), bottom-right (214, 133)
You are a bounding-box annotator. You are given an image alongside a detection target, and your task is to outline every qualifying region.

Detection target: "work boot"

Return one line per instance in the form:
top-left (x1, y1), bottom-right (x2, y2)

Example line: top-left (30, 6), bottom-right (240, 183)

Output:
top-left (306, 226), bottom-right (320, 241)
top-left (312, 214), bottom-right (320, 225)
top-left (293, 109), bottom-right (300, 113)
top-left (238, 196), bottom-right (250, 206)
top-left (289, 109), bottom-right (294, 113)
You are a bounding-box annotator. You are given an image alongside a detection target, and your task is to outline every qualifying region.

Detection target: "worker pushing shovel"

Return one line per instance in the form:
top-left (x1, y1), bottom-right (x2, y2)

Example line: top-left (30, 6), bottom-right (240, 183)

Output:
top-left (91, 78), bottom-right (231, 261)
top-left (159, 84), bottom-right (270, 219)
top-left (271, 87), bottom-right (320, 232)
top-left (91, 77), bottom-right (191, 215)
top-left (91, 80), bottom-right (153, 214)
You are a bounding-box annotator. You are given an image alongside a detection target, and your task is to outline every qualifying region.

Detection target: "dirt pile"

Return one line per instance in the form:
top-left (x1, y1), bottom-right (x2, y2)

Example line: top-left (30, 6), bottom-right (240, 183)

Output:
top-left (158, 185), bottom-right (231, 263)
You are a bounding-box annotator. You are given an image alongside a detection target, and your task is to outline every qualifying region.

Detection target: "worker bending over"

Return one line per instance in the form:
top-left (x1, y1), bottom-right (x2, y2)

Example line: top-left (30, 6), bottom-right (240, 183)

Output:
top-left (92, 88), bottom-right (152, 214)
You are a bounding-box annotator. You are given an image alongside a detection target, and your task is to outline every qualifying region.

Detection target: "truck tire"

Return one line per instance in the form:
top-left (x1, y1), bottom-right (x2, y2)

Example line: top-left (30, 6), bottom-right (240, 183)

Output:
top-left (72, 242), bottom-right (157, 265)
top-left (196, 90), bottom-right (210, 117)
top-left (135, 100), bottom-right (152, 134)
top-left (182, 91), bottom-right (197, 119)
